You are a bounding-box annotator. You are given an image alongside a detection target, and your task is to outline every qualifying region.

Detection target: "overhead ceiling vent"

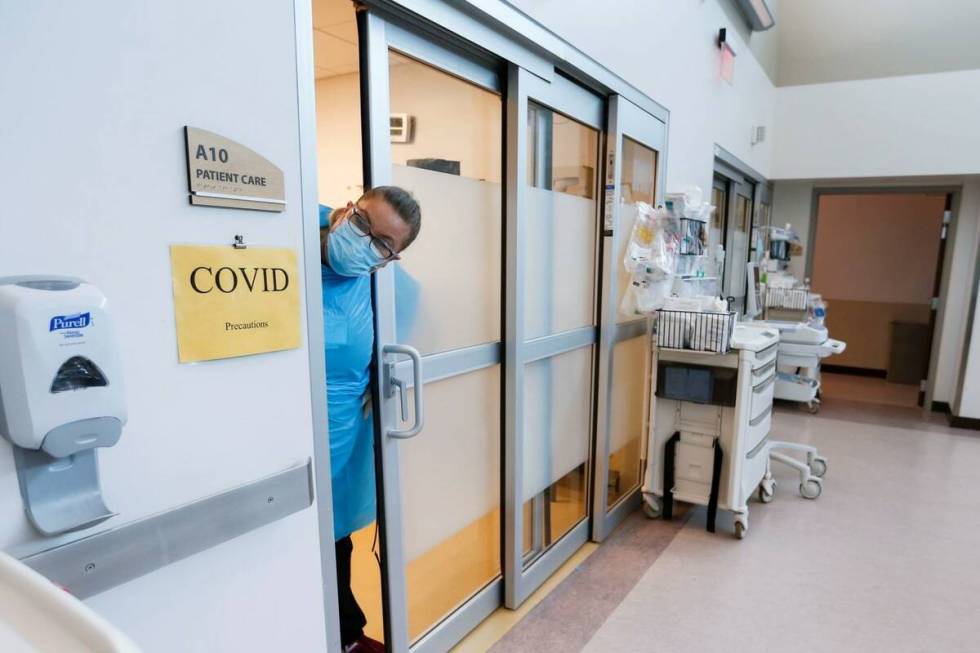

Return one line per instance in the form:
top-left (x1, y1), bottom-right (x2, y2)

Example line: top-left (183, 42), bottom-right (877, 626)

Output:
top-left (734, 0), bottom-right (775, 31)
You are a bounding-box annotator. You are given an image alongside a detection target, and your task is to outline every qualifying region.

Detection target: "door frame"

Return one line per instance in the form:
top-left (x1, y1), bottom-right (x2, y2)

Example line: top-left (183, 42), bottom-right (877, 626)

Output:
top-left (712, 145), bottom-right (767, 311)
top-left (803, 185), bottom-right (963, 411)
top-left (293, 0), bottom-right (343, 650)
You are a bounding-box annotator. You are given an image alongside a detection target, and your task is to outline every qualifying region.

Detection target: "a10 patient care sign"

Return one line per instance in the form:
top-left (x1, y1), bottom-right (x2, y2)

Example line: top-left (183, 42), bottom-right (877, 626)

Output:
top-left (184, 126), bottom-right (286, 212)
top-left (169, 245), bottom-right (300, 363)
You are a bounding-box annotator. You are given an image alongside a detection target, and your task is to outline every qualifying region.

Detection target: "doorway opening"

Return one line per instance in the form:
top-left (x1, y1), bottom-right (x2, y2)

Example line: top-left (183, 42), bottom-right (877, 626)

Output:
top-left (313, 0), bottom-right (506, 645)
top-left (809, 191), bottom-right (951, 408)
top-left (312, 0), bottom-right (385, 644)
top-left (711, 150), bottom-right (770, 313)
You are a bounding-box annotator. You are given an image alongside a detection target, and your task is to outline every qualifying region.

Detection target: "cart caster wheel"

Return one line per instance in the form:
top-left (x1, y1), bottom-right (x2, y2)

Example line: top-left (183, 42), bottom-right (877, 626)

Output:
top-left (800, 477), bottom-right (822, 500)
top-left (734, 521), bottom-right (747, 540)
top-left (758, 484), bottom-right (774, 504)
top-left (807, 402), bottom-right (820, 415)
top-left (642, 498), bottom-right (662, 520)
top-left (808, 456), bottom-right (828, 478)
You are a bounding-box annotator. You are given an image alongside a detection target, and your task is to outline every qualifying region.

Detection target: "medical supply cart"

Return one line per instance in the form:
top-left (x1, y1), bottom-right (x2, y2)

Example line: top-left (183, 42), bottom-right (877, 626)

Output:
top-left (746, 263), bottom-right (847, 413)
top-left (642, 317), bottom-right (781, 539)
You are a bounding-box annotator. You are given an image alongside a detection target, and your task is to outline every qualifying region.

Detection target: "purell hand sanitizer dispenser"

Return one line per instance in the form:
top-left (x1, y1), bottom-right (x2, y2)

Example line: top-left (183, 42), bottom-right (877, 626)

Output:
top-left (0, 276), bottom-right (125, 535)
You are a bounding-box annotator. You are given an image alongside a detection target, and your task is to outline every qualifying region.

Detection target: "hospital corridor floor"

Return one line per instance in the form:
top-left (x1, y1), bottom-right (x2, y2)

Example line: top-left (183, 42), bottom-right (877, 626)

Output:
top-left (471, 400), bottom-right (980, 653)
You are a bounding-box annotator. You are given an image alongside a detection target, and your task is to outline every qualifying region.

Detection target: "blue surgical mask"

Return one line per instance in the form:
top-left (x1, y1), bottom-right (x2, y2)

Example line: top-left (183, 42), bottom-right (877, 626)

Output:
top-left (327, 217), bottom-right (384, 277)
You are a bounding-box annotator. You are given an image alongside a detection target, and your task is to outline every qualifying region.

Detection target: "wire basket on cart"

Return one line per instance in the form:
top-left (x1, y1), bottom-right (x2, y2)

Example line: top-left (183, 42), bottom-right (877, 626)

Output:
top-left (765, 287), bottom-right (808, 311)
top-left (655, 309), bottom-right (736, 353)
top-left (765, 287), bottom-right (809, 321)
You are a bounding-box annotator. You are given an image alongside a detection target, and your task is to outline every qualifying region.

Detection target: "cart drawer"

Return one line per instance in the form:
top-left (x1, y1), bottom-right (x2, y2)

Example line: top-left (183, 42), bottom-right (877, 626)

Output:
top-left (740, 436), bottom-right (769, 502)
top-left (745, 404), bottom-right (771, 453)
top-left (750, 372), bottom-right (775, 422)
top-left (778, 351), bottom-right (819, 369)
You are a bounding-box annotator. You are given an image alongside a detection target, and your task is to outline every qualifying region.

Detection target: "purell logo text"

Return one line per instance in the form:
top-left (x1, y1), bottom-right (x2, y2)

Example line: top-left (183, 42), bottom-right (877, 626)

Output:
top-left (49, 312), bottom-right (91, 331)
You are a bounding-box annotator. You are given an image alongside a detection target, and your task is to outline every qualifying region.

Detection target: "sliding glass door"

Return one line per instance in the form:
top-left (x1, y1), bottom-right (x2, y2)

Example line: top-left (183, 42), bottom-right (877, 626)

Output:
top-left (361, 13), bottom-right (504, 653)
top-left (357, 9), bottom-right (670, 650)
top-left (504, 66), bottom-right (604, 607)
top-left (592, 95), bottom-right (667, 542)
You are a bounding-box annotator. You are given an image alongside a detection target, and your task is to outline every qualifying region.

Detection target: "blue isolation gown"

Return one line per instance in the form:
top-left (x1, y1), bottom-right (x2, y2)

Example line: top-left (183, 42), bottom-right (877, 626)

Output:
top-left (322, 203), bottom-right (376, 540)
top-left (323, 262), bottom-right (375, 541)
top-left (320, 204), bottom-right (419, 540)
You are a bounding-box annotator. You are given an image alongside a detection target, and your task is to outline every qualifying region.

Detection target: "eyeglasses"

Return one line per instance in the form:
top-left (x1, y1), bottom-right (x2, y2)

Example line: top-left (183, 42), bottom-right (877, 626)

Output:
top-left (348, 207), bottom-right (396, 260)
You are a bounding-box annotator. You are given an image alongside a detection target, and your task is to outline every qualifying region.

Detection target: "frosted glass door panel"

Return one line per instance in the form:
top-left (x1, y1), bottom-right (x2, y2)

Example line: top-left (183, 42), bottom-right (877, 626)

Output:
top-left (388, 50), bottom-right (502, 356)
top-left (397, 366), bottom-right (501, 640)
top-left (391, 165), bottom-right (501, 355)
top-left (525, 187), bottom-right (596, 339)
top-left (525, 103), bottom-right (598, 339)
top-left (607, 335), bottom-right (647, 507)
top-left (522, 346), bottom-right (593, 500)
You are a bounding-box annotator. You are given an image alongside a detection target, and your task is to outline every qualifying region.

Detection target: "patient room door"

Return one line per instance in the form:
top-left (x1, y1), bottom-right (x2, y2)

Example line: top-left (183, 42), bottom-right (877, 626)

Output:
top-left (360, 11), bottom-right (505, 653)
top-left (591, 95), bottom-right (666, 542)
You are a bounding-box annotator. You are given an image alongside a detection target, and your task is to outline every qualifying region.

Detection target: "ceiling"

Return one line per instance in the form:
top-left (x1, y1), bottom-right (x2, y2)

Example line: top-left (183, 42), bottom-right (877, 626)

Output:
top-left (313, 0), bottom-right (358, 79)
top-left (774, 0), bottom-right (980, 86)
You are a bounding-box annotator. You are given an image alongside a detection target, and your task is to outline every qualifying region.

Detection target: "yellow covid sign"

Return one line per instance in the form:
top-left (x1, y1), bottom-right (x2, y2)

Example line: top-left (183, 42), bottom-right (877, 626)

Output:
top-left (170, 244), bottom-right (301, 363)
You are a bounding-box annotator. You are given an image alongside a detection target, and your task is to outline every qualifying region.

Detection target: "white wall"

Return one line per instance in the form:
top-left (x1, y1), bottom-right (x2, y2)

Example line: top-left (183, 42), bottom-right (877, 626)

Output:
top-left (767, 62), bottom-right (980, 411)
top-left (775, 0), bottom-right (980, 86)
top-left (509, 0), bottom-right (775, 200)
top-left (771, 69), bottom-right (980, 180)
top-left (0, 2), bottom-right (329, 651)
top-left (316, 73), bottom-right (364, 209)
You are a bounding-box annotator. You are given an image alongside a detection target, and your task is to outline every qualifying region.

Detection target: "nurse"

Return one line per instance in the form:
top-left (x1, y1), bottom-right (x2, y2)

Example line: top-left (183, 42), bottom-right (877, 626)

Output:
top-left (320, 187), bottom-right (421, 653)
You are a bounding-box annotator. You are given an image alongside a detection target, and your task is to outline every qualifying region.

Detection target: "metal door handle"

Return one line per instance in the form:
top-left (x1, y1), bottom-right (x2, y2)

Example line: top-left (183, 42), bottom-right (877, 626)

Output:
top-left (383, 344), bottom-right (424, 439)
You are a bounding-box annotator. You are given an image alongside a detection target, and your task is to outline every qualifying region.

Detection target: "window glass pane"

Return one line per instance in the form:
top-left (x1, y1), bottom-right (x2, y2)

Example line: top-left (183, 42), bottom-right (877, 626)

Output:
top-left (616, 137), bottom-right (658, 323)
top-left (608, 335), bottom-right (648, 507)
top-left (528, 104), bottom-right (598, 200)
top-left (520, 464), bottom-right (587, 569)
top-left (620, 136), bottom-right (656, 204)
top-left (389, 52), bottom-right (502, 356)
top-left (525, 102), bottom-right (598, 339)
